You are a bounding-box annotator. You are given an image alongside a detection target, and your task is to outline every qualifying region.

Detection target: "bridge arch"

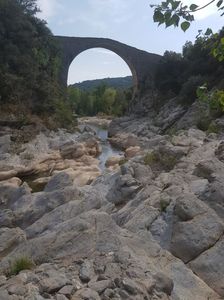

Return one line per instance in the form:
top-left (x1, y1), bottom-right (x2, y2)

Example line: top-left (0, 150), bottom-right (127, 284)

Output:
top-left (54, 36), bottom-right (161, 94)
top-left (67, 47), bottom-right (136, 88)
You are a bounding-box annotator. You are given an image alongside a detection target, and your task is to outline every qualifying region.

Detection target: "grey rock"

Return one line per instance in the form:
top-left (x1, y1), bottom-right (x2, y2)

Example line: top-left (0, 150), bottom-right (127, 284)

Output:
top-left (193, 158), bottom-right (224, 181)
top-left (12, 186), bottom-right (79, 228)
top-left (73, 288), bottom-right (100, 300)
top-left (170, 193), bottom-right (224, 263)
top-left (0, 275), bottom-right (7, 287)
top-left (60, 141), bottom-right (84, 159)
top-left (44, 172), bottom-right (74, 192)
top-left (25, 195), bottom-right (100, 239)
top-left (175, 100), bottom-right (207, 130)
top-left (79, 261), bottom-right (95, 283)
top-left (0, 183), bottom-right (31, 209)
top-left (122, 278), bottom-right (138, 295)
top-left (154, 97), bottom-right (186, 131)
top-left (189, 179), bottom-right (209, 196)
top-left (189, 236), bottom-right (224, 297)
top-left (0, 209), bottom-right (15, 227)
top-left (118, 288), bottom-right (130, 298)
top-left (154, 272), bottom-right (174, 295)
top-left (58, 284), bottom-right (75, 297)
top-left (106, 173), bottom-right (140, 206)
top-left (88, 280), bottom-right (114, 294)
top-left (202, 177), bottom-right (224, 219)
top-left (215, 141), bottom-right (224, 162)
top-left (103, 288), bottom-right (115, 298)
top-left (39, 270), bottom-right (69, 293)
top-left (7, 284), bottom-right (26, 296)
top-left (0, 289), bottom-right (13, 300)
top-left (0, 227), bottom-right (26, 257)
top-left (56, 295), bottom-right (68, 300)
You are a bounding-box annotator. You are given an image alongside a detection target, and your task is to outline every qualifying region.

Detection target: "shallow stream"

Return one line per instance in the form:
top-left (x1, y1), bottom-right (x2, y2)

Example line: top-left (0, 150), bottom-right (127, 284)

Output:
top-left (78, 122), bottom-right (123, 170)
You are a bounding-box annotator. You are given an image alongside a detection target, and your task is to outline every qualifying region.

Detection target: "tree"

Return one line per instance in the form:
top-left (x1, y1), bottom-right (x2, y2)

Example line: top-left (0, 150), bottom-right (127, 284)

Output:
top-left (16, 0), bottom-right (39, 15)
top-left (0, 0), bottom-right (75, 128)
top-left (151, 0), bottom-right (224, 31)
top-left (151, 1), bottom-right (224, 62)
top-left (102, 88), bottom-right (116, 114)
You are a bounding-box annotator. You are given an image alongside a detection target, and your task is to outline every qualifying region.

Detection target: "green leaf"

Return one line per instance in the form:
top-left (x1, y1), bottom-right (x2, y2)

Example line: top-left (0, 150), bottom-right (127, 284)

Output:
top-left (153, 10), bottom-right (165, 23)
top-left (161, 1), bottom-right (169, 8)
top-left (181, 21), bottom-right (190, 32)
top-left (221, 37), bottom-right (224, 45)
top-left (217, 0), bottom-right (223, 7)
top-left (189, 4), bottom-right (199, 11)
top-left (164, 11), bottom-right (172, 21)
top-left (212, 48), bottom-right (218, 57)
top-left (172, 1), bottom-right (181, 10)
top-left (184, 14), bottom-right (194, 21)
top-left (172, 14), bottom-right (180, 26)
top-left (205, 28), bottom-right (213, 36)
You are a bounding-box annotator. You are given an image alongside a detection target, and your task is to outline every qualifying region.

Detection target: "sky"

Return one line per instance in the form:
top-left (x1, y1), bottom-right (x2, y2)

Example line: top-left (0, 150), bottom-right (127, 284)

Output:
top-left (37, 0), bottom-right (223, 84)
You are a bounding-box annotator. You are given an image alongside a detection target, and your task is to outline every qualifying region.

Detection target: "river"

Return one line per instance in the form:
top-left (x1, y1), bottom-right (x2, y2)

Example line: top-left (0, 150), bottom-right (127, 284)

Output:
top-left (78, 121), bottom-right (123, 170)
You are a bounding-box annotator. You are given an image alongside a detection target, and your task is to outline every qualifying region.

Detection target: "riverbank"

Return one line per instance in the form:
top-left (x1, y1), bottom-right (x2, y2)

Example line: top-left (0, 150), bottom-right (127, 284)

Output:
top-left (0, 114), bottom-right (224, 299)
top-left (0, 117), bottom-right (126, 191)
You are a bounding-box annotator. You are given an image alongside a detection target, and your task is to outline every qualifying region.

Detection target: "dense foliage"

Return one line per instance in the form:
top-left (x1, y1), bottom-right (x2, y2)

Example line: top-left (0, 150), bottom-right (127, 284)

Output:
top-left (68, 84), bottom-right (132, 117)
top-left (0, 0), bottom-right (74, 128)
top-left (151, 0), bottom-right (224, 32)
top-left (72, 76), bottom-right (132, 92)
top-left (155, 27), bottom-right (224, 106)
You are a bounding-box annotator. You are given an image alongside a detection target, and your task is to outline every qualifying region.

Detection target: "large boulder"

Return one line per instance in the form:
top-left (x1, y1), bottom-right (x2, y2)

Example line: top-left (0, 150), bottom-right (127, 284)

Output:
top-left (109, 133), bottom-right (138, 150)
top-left (170, 193), bottom-right (224, 263)
top-left (189, 237), bottom-right (224, 296)
top-left (60, 141), bottom-right (86, 159)
top-left (11, 186), bottom-right (79, 228)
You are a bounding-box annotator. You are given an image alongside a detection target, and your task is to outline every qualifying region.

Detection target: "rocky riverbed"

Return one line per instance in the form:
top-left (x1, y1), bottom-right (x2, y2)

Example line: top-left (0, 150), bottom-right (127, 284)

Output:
top-left (1, 111), bottom-right (224, 299)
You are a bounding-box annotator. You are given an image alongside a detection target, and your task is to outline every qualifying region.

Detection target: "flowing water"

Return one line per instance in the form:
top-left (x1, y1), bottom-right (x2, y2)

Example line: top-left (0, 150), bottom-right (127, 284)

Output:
top-left (79, 122), bottom-right (123, 170)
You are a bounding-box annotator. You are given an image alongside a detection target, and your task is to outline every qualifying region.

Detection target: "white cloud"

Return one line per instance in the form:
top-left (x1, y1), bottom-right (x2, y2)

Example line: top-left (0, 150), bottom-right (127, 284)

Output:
top-left (183, 0), bottom-right (217, 20)
top-left (37, 0), bottom-right (63, 20)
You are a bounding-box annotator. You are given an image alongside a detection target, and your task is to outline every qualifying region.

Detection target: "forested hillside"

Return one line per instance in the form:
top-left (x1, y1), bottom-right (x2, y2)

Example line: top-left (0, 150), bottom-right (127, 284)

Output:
top-left (71, 76), bottom-right (132, 91)
top-left (0, 0), bottom-right (74, 128)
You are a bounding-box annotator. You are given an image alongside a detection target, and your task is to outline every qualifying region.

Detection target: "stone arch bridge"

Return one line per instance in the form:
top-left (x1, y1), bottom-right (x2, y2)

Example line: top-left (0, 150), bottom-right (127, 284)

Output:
top-left (54, 36), bottom-right (162, 92)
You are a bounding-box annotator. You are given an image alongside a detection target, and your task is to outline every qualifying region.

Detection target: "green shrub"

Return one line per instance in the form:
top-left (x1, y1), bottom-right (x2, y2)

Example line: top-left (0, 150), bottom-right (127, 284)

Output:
top-left (144, 152), bottom-right (159, 165)
top-left (196, 115), bottom-right (212, 131)
top-left (54, 100), bottom-right (73, 125)
top-left (160, 198), bottom-right (170, 212)
top-left (8, 257), bottom-right (34, 276)
top-left (166, 127), bottom-right (178, 136)
top-left (119, 158), bottom-right (128, 166)
top-left (179, 75), bottom-right (204, 105)
top-left (197, 86), bottom-right (224, 118)
top-left (207, 122), bottom-right (221, 134)
top-left (144, 151), bottom-right (177, 171)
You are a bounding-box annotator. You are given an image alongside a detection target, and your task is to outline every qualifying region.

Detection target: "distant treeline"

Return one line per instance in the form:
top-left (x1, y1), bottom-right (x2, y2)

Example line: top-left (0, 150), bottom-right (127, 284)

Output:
top-left (72, 76), bottom-right (132, 91)
top-left (68, 84), bottom-right (132, 116)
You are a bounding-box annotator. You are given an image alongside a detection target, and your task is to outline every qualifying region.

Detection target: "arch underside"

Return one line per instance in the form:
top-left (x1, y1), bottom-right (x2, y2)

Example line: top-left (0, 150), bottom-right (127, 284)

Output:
top-left (55, 36), bottom-right (162, 93)
top-left (68, 47), bottom-right (137, 92)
